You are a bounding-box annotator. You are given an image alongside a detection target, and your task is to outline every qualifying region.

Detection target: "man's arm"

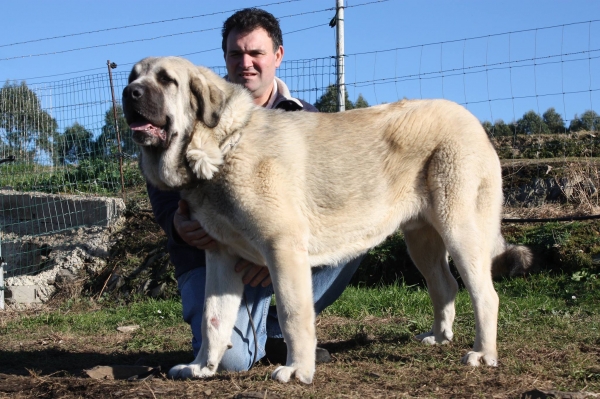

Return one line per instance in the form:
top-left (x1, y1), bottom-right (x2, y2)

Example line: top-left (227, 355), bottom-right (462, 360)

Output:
top-left (147, 183), bottom-right (270, 286)
top-left (147, 182), bottom-right (217, 249)
top-left (147, 182), bottom-right (181, 241)
top-left (146, 183), bottom-right (207, 278)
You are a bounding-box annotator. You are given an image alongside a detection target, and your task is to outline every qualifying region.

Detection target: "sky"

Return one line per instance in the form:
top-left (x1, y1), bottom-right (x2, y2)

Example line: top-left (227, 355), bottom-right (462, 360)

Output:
top-left (1, 0), bottom-right (599, 125)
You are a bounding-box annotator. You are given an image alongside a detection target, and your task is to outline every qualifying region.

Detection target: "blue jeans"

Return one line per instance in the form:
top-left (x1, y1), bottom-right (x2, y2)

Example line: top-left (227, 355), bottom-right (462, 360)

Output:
top-left (177, 256), bottom-right (363, 371)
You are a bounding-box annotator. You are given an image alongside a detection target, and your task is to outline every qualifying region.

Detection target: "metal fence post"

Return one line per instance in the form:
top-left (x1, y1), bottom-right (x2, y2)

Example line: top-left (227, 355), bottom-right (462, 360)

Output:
top-left (107, 60), bottom-right (127, 201)
top-left (0, 257), bottom-right (5, 310)
top-left (336, 0), bottom-right (346, 112)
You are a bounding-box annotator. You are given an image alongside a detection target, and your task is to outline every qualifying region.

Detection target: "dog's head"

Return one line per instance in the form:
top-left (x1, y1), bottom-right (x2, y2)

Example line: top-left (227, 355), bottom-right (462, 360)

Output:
top-left (123, 56), bottom-right (227, 149)
top-left (122, 57), bottom-right (230, 189)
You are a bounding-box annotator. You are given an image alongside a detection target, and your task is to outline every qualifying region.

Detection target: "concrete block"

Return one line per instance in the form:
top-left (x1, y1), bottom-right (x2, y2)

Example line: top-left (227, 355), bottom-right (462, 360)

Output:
top-left (5, 285), bottom-right (56, 304)
top-left (0, 189), bottom-right (125, 236)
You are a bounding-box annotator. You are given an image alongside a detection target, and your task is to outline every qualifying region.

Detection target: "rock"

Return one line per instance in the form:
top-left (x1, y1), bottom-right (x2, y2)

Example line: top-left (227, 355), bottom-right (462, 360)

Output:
top-left (137, 279), bottom-right (152, 295)
top-left (150, 282), bottom-right (167, 298)
top-left (55, 268), bottom-right (78, 283)
top-left (84, 365), bottom-right (155, 380)
top-left (107, 275), bottom-right (125, 292)
top-left (116, 325), bottom-right (140, 333)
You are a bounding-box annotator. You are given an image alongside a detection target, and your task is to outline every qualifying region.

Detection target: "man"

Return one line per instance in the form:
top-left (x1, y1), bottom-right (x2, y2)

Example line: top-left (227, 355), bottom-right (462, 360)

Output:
top-left (147, 8), bottom-right (362, 372)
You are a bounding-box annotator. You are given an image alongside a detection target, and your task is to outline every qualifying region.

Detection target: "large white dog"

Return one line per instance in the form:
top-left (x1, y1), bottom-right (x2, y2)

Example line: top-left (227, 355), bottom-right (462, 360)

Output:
top-left (123, 57), bottom-right (532, 384)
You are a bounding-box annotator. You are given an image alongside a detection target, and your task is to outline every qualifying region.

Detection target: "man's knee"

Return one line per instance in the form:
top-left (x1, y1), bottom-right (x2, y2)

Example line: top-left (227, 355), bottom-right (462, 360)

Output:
top-left (218, 344), bottom-right (256, 372)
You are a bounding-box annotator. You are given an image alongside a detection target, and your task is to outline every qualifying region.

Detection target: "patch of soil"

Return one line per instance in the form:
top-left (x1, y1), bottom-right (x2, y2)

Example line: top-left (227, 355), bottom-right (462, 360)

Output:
top-left (77, 199), bottom-right (178, 303)
top-left (0, 315), bottom-right (595, 398)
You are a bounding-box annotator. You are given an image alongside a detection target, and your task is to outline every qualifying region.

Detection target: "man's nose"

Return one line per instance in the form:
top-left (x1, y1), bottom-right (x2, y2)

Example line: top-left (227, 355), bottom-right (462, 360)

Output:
top-left (241, 54), bottom-right (254, 68)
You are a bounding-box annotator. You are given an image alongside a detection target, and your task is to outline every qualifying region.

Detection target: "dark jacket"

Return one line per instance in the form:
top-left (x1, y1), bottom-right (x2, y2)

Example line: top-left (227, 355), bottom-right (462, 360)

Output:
top-left (148, 79), bottom-right (317, 278)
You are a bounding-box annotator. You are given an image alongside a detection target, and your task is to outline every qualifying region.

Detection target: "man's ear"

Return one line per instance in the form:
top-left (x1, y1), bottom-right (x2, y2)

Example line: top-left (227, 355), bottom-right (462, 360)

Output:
top-left (275, 45), bottom-right (284, 67)
top-left (189, 68), bottom-right (226, 128)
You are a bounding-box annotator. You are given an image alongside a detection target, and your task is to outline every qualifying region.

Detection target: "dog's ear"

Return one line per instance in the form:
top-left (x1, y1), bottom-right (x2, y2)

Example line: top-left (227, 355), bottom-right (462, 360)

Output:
top-left (189, 69), bottom-right (226, 128)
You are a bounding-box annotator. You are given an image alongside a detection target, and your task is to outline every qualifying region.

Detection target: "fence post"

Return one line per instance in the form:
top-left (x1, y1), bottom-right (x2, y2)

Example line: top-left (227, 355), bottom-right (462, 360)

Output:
top-left (0, 257), bottom-right (5, 310)
top-left (107, 60), bottom-right (127, 201)
top-left (336, 0), bottom-right (346, 112)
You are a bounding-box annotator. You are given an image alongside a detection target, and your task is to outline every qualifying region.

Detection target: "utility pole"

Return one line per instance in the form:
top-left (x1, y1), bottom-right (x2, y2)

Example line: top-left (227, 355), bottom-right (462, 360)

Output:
top-left (336, 0), bottom-right (346, 112)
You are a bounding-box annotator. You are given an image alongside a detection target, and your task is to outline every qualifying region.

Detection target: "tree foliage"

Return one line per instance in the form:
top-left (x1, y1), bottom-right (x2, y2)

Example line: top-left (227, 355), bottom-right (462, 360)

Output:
top-left (482, 119), bottom-right (515, 136)
top-left (569, 110), bottom-right (600, 132)
top-left (54, 122), bottom-right (94, 165)
top-left (516, 110), bottom-right (550, 135)
top-left (480, 107), bottom-right (594, 136)
top-left (94, 105), bottom-right (136, 157)
top-left (354, 94), bottom-right (369, 109)
top-left (0, 81), bottom-right (58, 162)
top-left (543, 107), bottom-right (565, 133)
top-left (314, 85), bottom-right (370, 112)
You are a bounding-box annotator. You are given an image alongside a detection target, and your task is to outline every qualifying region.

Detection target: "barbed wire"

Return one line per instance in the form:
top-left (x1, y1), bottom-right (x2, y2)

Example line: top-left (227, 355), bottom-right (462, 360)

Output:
top-left (343, 19), bottom-right (600, 58)
top-left (9, 40), bottom-right (332, 83)
top-left (1, 1), bottom-right (389, 62)
top-left (7, 15), bottom-right (598, 91)
top-left (0, 27), bottom-right (223, 62)
top-left (0, 0), bottom-right (304, 49)
top-left (344, 48), bottom-right (600, 89)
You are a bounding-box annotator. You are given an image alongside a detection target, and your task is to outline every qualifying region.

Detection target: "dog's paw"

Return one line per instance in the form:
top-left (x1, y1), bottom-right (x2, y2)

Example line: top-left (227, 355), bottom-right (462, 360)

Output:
top-left (271, 365), bottom-right (314, 384)
top-left (186, 149), bottom-right (222, 180)
top-left (414, 330), bottom-right (452, 345)
top-left (168, 363), bottom-right (216, 379)
top-left (461, 351), bottom-right (498, 367)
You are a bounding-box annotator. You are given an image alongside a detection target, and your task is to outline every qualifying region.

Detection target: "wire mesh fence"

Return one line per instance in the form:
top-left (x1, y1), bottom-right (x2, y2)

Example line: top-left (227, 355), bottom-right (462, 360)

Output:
top-left (1, 19), bottom-right (600, 294)
top-left (0, 58), bottom-right (336, 284)
top-left (340, 20), bottom-right (600, 212)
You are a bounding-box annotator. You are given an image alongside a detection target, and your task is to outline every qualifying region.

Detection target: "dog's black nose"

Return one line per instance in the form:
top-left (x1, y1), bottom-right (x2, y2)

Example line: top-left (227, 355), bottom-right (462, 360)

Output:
top-left (123, 83), bottom-right (145, 100)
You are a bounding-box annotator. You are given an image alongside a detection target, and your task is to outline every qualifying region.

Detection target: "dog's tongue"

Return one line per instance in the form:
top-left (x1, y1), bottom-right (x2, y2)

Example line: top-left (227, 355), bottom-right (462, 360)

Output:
top-left (129, 122), bottom-right (166, 140)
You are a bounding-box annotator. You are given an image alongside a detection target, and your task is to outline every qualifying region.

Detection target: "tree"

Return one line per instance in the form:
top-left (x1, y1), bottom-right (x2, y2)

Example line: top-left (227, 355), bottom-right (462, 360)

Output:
top-left (314, 85), bottom-right (353, 112)
top-left (542, 107), bottom-right (565, 134)
top-left (516, 110), bottom-right (549, 135)
top-left (55, 122), bottom-right (94, 165)
top-left (94, 104), bottom-right (136, 157)
top-left (0, 81), bottom-right (58, 163)
top-left (354, 94), bottom-right (369, 109)
top-left (481, 121), bottom-right (494, 136)
top-left (481, 119), bottom-right (514, 136)
top-left (314, 85), bottom-right (369, 112)
top-left (569, 110), bottom-right (600, 132)
top-left (493, 119), bottom-right (515, 136)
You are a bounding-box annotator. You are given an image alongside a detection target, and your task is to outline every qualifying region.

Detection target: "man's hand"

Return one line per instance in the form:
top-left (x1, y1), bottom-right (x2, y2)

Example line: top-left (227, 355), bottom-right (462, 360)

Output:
top-left (174, 200), bottom-right (270, 286)
top-left (235, 259), bottom-right (272, 287)
top-left (173, 200), bottom-right (218, 250)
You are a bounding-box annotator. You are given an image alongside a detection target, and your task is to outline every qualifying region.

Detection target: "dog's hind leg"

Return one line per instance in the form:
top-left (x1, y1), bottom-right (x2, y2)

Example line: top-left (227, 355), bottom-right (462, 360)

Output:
top-left (442, 221), bottom-right (499, 367)
top-left (268, 245), bottom-right (316, 384)
top-left (404, 223), bottom-right (458, 345)
top-left (168, 249), bottom-right (244, 379)
top-left (424, 143), bottom-right (501, 367)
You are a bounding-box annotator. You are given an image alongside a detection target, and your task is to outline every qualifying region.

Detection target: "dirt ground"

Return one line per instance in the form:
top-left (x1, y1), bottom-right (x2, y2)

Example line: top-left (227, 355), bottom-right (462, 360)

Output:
top-left (1, 313), bottom-right (599, 399)
top-left (2, 193), bottom-right (599, 398)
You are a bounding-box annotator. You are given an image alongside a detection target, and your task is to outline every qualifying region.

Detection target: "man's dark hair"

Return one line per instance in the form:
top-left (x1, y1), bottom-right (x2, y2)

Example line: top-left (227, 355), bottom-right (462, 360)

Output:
top-left (222, 8), bottom-right (283, 54)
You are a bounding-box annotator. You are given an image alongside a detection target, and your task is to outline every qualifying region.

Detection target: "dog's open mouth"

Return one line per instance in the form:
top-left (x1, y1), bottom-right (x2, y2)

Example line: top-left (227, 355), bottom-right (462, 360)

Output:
top-left (129, 122), bottom-right (167, 141)
top-left (127, 114), bottom-right (171, 148)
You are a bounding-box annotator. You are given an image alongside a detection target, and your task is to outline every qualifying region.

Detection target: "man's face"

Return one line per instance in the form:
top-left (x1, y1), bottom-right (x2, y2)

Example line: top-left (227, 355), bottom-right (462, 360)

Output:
top-left (225, 27), bottom-right (283, 106)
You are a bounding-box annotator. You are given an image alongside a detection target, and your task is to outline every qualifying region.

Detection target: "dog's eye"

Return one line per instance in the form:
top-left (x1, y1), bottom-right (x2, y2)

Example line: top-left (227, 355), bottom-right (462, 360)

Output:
top-left (158, 71), bottom-right (177, 86)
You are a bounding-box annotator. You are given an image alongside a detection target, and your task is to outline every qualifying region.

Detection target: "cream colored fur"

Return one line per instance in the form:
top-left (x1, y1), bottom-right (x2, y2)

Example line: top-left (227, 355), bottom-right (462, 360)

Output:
top-left (125, 56), bottom-right (528, 384)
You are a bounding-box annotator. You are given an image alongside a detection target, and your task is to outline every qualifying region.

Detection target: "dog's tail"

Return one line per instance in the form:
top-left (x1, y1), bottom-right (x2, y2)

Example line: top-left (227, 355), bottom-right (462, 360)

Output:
top-left (491, 236), bottom-right (535, 278)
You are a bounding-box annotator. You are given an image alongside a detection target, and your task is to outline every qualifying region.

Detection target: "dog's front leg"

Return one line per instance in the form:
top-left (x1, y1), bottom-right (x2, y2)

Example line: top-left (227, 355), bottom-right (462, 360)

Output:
top-left (268, 246), bottom-right (316, 384)
top-left (168, 249), bottom-right (243, 379)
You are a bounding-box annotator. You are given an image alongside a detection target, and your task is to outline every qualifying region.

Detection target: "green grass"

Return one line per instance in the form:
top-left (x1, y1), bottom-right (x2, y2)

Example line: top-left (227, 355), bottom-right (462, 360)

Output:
top-left (0, 159), bottom-right (144, 195)
top-left (2, 298), bottom-right (183, 336)
top-left (2, 271), bottom-right (599, 394)
top-left (326, 272), bottom-right (599, 320)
